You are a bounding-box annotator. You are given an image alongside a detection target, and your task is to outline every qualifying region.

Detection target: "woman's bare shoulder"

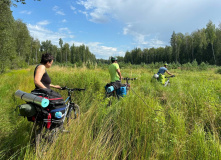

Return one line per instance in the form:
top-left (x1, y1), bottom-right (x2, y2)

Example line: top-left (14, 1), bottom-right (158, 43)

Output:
top-left (36, 64), bottom-right (45, 72)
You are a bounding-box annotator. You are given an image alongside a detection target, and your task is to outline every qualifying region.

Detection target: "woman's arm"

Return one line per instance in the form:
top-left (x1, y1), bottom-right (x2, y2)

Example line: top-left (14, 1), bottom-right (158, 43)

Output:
top-left (50, 84), bottom-right (61, 89)
top-left (34, 65), bottom-right (47, 89)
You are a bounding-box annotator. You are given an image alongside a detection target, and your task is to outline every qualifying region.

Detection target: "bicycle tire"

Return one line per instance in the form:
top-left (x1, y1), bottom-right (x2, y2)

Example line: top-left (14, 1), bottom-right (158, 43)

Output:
top-left (107, 97), bottom-right (112, 107)
top-left (66, 103), bottom-right (80, 124)
top-left (105, 91), bottom-right (118, 107)
top-left (164, 80), bottom-right (170, 87)
top-left (34, 122), bottom-right (60, 157)
top-left (34, 122), bottom-right (43, 151)
top-left (34, 123), bottom-right (49, 157)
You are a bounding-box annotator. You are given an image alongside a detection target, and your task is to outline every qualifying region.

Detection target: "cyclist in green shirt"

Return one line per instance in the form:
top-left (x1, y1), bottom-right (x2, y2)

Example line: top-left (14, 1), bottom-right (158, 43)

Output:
top-left (109, 57), bottom-right (122, 82)
top-left (108, 57), bottom-right (124, 89)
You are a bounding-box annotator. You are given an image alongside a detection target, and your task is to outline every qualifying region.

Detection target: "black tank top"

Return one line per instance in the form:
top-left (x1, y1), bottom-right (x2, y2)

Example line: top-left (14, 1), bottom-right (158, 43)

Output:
top-left (34, 64), bottom-right (51, 89)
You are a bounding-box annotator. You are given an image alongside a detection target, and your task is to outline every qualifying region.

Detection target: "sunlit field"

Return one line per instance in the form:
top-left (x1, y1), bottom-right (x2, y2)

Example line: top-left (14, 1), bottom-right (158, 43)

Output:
top-left (1, 65), bottom-right (221, 159)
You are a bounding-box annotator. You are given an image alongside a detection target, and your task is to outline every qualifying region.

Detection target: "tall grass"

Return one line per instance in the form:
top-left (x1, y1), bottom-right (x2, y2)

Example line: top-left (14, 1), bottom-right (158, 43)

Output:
top-left (1, 65), bottom-right (221, 159)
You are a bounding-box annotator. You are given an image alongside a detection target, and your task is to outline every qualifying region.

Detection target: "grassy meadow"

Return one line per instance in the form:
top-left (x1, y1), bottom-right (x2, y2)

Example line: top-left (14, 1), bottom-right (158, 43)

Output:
top-left (1, 65), bottom-right (221, 159)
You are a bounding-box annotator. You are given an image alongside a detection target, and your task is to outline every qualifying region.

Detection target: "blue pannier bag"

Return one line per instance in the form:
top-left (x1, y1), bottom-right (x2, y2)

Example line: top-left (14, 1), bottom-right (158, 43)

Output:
top-left (107, 86), bottom-right (114, 93)
top-left (105, 84), bottom-right (114, 93)
top-left (116, 86), bottom-right (127, 97)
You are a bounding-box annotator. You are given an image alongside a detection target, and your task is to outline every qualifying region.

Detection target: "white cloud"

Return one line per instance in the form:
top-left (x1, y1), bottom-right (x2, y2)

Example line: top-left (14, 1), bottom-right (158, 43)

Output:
top-left (52, 6), bottom-right (59, 11)
top-left (123, 24), bottom-right (132, 35)
top-left (86, 42), bottom-right (122, 59)
top-left (56, 11), bottom-right (65, 16)
top-left (62, 19), bottom-right (67, 23)
top-left (20, 10), bottom-right (32, 15)
top-left (28, 24), bottom-right (124, 59)
top-left (53, 5), bottom-right (65, 16)
top-left (59, 27), bottom-right (72, 34)
top-left (78, 10), bottom-right (88, 18)
top-left (24, 0), bottom-right (221, 59)
top-left (37, 20), bottom-right (50, 26)
top-left (65, 41), bottom-right (123, 59)
top-left (77, 0), bottom-right (111, 23)
top-left (70, 5), bottom-right (76, 11)
top-left (77, 0), bottom-right (221, 48)
top-left (68, 41), bottom-right (84, 46)
top-left (27, 24), bottom-right (67, 45)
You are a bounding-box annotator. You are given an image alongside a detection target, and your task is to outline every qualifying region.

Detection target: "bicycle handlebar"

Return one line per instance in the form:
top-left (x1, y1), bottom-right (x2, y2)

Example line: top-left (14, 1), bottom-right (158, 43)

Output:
top-left (165, 75), bottom-right (175, 78)
top-left (60, 86), bottom-right (86, 91)
top-left (122, 77), bottom-right (137, 81)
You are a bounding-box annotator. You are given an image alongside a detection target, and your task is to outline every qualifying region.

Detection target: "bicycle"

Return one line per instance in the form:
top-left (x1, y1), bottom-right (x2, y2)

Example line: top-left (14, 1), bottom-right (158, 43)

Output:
top-left (105, 77), bottom-right (137, 106)
top-left (164, 75), bottom-right (175, 87)
top-left (59, 86), bottom-right (85, 125)
top-left (30, 87), bottom-right (85, 156)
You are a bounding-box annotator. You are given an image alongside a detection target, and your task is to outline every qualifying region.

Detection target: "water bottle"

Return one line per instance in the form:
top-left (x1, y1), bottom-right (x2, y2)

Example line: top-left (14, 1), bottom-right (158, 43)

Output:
top-left (55, 111), bottom-right (62, 118)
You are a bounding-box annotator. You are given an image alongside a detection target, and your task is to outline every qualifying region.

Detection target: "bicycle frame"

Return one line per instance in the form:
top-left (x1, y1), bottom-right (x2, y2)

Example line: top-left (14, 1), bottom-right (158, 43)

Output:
top-left (164, 75), bottom-right (175, 87)
top-left (60, 87), bottom-right (85, 123)
top-left (62, 97), bottom-right (71, 123)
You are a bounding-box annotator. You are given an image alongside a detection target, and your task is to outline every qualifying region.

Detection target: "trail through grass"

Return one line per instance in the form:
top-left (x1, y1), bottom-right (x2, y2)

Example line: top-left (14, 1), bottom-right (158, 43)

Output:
top-left (1, 65), bottom-right (221, 159)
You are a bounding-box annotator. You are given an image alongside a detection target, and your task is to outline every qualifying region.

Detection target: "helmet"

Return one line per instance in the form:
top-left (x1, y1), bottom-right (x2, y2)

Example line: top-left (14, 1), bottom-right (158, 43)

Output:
top-left (111, 57), bottom-right (118, 61)
top-left (164, 63), bottom-right (168, 66)
top-left (153, 74), bottom-right (159, 79)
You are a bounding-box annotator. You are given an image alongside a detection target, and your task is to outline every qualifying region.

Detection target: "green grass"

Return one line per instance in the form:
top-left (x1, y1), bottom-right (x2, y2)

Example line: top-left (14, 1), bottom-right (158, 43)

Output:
top-left (1, 65), bottom-right (221, 159)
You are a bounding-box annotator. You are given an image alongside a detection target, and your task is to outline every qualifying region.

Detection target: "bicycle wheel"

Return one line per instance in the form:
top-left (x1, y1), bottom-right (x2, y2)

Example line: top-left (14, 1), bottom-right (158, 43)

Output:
top-left (34, 122), bottom-right (49, 157)
top-left (34, 122), bottom-right (43, 150)
top-left (106, 90), bottom-right (119, 107)
top-left (164, 80), bottom-right (170, 87)
top-left (66, 103), bottom-right (80, 124)
top-left (34, 122), bottom-right (60, 157)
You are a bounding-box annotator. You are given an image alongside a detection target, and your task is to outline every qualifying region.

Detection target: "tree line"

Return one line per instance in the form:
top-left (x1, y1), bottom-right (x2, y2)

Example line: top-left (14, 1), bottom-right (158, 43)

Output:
top-left (1, 0), bottom-right (221, 74)
top-left (0, 0), bottom-right (96, 73)
top-left (122, 21), bottom-right (221, 65)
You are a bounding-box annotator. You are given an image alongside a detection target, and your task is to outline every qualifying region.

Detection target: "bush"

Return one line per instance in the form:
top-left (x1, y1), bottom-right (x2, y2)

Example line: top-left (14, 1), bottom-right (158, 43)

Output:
top-left (181, 62), bottom-right (192, 71)
top-left (198, 62), bottom-right (208, 71)
top-left (86, 61), bottom-right (95, 69)
top-left (192, 59), bottom-right (198, 67)
top-left (216, 68), bottom-right (221, 74)
top-left (170, 62), bottom-right (181, 69)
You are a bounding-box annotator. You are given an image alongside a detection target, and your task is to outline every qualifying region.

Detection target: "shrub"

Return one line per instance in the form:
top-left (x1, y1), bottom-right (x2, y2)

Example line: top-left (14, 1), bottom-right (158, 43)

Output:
top-left (198, 62), bottom-right (208, 71)
top-left (216, 68), bottom-right (221, 74)
top-left (192, 59), bottom-right (198, 67)
top-left (181, 62), bottom-right (192, 71)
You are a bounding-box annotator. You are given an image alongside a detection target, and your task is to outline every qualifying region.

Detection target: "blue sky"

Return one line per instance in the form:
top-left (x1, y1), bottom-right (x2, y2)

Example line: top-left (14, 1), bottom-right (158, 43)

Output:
top-left (11, 0), bottom-right (221, 59)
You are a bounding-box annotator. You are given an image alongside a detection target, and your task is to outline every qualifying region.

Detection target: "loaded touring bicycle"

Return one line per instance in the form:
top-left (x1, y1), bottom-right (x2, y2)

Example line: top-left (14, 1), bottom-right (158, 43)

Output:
top-left (15, 86), bottom-right (85, 153)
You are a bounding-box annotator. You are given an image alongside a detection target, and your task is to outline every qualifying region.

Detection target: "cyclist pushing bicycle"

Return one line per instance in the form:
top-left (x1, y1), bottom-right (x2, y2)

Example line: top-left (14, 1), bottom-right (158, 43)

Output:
top-left (105, 57), bottom-right (136, 99)
top-left (107, 56), bottom-right (125, 90)
top-left (32, 53), bottom-right (64, 129)
top-left (153, 63), bottom-right (175, 85)
top-left (34, 53), bottom-right (61, 90)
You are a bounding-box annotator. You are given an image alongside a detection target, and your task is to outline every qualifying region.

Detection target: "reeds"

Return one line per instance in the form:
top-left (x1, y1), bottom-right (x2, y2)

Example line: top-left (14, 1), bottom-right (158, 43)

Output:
top-left (1, 65), bottom-right (221, 159)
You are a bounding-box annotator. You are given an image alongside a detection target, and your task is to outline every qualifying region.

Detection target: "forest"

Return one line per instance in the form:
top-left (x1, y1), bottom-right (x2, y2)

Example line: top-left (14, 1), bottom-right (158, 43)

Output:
top-left (1, 0), bottom-right (221, 74)
top-left (0, 0), bottom-right (96, 73)
top-left (2, 1), bottom-right (221, 159)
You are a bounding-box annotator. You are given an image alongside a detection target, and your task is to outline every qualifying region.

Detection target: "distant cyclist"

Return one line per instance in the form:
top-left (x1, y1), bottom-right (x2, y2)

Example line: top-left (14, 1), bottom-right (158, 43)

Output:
top-left (108, 57), bottom-right (124, 89)
top-left (157, 63), bottom-right (174, 76)
top-left (153, 63), bottom-right (174, 84)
